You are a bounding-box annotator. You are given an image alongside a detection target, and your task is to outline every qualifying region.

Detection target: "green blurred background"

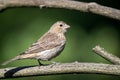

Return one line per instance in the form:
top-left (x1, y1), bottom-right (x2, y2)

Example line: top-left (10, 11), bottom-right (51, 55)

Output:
top-left (0, 0), bottom-right (120, 80)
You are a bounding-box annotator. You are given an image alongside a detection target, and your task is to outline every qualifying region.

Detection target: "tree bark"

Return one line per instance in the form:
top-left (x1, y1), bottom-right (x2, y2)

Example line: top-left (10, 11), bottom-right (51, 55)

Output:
top-left (0, 62), bottom-right (120, 79)
top-left (0, 0), bottom-right (120, 20)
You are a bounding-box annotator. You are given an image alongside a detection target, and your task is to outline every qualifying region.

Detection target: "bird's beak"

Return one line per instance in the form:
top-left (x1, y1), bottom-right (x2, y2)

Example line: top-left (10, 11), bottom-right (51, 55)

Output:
top-left (65, 24), bottom-right (70, 29)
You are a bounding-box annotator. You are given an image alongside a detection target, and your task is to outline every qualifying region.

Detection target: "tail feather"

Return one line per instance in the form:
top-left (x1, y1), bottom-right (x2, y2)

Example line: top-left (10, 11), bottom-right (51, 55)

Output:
top-left (1, 56), bottom-right (20, 65)
top-left (1, 53), bottom-right (36, 65)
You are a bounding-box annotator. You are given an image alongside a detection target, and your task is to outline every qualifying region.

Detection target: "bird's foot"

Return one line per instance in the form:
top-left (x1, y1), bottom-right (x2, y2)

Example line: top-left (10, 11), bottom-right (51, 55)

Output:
top-left (49, 61), bottom-right (60, 68)
top-left (51, 61), bottom-right (60, 65)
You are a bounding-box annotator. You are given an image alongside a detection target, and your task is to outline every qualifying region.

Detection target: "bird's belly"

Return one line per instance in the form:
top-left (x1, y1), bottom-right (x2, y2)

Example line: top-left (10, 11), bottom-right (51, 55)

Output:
top-left (36, 46), bottom-right (64, 60)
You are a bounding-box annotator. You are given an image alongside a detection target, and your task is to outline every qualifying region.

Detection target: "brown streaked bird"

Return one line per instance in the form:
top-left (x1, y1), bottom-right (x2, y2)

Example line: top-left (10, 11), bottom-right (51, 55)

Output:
top-left (1, 21), bottom-right (70, 65)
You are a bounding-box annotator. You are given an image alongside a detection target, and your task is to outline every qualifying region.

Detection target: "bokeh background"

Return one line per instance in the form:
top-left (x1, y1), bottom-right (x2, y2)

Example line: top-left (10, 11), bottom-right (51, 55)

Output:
top-left (0, 0), bottom-right (120, 80)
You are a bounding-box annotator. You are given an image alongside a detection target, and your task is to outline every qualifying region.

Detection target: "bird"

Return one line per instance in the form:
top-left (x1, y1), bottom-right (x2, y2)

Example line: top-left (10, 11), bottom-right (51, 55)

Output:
top-left (1, 21), bottom-right (70, 65)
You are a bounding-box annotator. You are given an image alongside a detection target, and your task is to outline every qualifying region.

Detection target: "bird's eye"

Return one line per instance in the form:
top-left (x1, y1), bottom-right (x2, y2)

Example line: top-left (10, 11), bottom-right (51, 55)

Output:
top-left (59, 24), bottom-right (63, 27)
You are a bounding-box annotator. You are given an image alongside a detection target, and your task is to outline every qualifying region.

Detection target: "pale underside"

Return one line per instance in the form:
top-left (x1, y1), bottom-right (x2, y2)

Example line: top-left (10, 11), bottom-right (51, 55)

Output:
top-left (20, 43), bottom-right (65, 61)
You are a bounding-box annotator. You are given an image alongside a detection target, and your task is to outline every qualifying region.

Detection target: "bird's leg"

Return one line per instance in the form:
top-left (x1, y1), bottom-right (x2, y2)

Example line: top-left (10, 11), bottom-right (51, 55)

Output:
top-left (37, 59), bottom-right (43, 66)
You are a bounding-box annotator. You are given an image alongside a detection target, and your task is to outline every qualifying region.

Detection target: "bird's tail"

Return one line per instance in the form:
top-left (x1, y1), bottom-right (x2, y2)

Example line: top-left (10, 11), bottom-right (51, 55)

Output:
top-left (1, 56), bottom-right (20, 65)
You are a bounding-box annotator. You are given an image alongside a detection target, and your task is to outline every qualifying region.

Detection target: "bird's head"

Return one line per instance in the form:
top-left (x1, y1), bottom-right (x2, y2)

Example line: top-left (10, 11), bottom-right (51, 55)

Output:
top-left (49, 21), bottom-right (70, 34)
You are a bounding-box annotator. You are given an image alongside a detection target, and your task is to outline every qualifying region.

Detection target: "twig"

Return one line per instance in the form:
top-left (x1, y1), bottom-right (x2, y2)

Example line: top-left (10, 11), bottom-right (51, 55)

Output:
top-left (0, 62), bottom-right (120, 79)
top-left (0, 0), bottom-right (120, 20)
top-left (92, 45), bottom-right (120, 65)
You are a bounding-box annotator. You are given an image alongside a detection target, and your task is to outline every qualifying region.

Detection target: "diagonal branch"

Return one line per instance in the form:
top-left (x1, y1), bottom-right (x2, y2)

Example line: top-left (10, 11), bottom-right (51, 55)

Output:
top-left (0, 0), bottom-right (120, 20)
top-left (92, 45), bottom-right (120, 65)
top-left (0, 62), bottom-right (120, 79)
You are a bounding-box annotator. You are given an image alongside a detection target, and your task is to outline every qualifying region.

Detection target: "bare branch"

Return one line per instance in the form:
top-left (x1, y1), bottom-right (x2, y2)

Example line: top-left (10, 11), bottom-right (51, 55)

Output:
top-left (1, 46), bottom-right (120, 78)
top-left (0, 62), bottom-right (120, 79)
top-left (0, 0), bottom-right (120, 20)
top-left (93, 45), bottom-right (120, 65)
top-left (0, 0), bottom-right (120, 79)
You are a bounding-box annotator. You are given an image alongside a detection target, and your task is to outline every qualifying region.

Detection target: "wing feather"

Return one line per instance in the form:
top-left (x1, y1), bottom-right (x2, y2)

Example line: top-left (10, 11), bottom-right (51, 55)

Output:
top-left (23, 32), bottom-right (65, 54)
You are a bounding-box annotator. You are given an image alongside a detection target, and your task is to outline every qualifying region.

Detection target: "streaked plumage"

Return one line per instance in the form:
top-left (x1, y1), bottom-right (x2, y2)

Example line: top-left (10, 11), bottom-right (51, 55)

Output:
top-left (1, 21), bottom-right (70, 65)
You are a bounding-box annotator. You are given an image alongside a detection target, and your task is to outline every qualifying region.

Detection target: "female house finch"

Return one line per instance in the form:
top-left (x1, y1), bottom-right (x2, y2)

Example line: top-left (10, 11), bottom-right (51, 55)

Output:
top-left (1, 21), bottom-right (70, 65)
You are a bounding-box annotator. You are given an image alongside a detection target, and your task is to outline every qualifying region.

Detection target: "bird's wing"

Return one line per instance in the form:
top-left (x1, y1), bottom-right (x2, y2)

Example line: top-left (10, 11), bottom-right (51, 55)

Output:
top-left (23, 32), bottom-right (65, 54)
